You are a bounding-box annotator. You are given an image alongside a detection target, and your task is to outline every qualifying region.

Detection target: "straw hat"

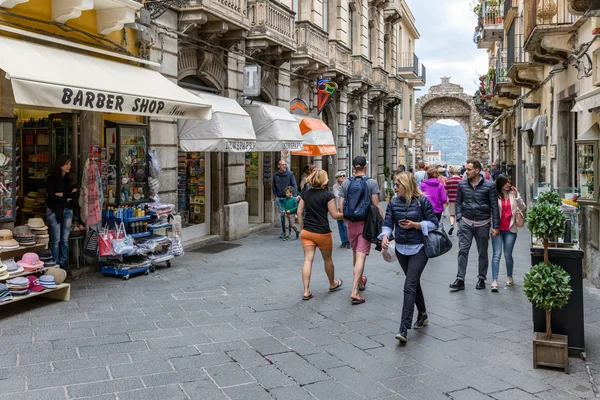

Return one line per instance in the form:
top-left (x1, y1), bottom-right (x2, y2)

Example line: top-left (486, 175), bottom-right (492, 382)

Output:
top-left (44, 267), bottom-right (66, 285)
top-left (27, 218), bottom-right (47, 229)
top-left (0, 229), bottom-right (19, 249)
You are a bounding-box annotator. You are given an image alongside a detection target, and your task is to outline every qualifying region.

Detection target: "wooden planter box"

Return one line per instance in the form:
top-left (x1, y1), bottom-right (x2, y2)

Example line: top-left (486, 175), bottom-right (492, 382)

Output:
top-left (533, 332), bottom-right (569, 373)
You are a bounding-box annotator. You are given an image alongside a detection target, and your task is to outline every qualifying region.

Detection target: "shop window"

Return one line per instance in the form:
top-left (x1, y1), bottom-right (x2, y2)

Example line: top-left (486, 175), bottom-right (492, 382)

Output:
top-left (0, 119), bottom-right (16, 222)
top-left (178, 151), bottom-right (206, 228)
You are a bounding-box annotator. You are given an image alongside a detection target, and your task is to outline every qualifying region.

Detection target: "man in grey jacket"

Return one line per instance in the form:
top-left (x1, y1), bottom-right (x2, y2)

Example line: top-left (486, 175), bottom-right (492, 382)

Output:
top-left (450, 160), bottom-right (500, 291)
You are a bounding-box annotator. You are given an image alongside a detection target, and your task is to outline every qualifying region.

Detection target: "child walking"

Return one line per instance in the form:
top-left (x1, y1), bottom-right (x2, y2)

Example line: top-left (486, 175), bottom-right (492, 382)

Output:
top-left (284, 186), bottom-right (300, 240)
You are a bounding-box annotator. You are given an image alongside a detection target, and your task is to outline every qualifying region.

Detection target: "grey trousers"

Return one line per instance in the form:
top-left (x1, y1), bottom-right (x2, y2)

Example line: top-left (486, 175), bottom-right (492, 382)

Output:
top-left (456, 220), bottom-right (491, 281)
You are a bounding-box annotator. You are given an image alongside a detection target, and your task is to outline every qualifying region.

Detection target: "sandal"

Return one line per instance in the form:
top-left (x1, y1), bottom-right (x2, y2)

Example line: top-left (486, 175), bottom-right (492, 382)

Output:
top-left (351, 296), bottom-right (366, 305)
top-left (491, 282), bottom-right (498, 292)
top-left (358, 276), bottom-right (367, 291)
top-left (302, 293), bottom-right (314, 301)
top-left (506, 278), bottom-right (514, 287)
top-left (329, 279), bottom-right (343, 292)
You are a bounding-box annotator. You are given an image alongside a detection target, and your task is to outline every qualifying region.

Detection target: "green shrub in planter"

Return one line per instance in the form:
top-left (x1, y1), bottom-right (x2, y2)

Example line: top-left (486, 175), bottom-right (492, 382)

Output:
top-left (537, 191), bottom-right (562, 207)
top-left (525, 200), bottom-right (570, 340)
top-left (523, 263), bottom-right (572, 339)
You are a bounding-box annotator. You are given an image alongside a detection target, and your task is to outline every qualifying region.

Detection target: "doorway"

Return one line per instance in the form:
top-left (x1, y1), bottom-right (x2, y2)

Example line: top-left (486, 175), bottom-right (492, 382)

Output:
top-left (245, 151), bottom-right (264, 223)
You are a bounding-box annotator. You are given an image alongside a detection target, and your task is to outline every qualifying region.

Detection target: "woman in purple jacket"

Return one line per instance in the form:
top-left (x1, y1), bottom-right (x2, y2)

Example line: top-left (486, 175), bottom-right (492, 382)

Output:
top-left (420, 167), bottom-right (447, 221)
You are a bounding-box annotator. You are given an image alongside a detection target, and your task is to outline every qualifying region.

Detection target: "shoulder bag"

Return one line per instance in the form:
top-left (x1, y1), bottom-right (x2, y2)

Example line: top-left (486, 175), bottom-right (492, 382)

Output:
top-left (418, 197), bottom-right (453, 258)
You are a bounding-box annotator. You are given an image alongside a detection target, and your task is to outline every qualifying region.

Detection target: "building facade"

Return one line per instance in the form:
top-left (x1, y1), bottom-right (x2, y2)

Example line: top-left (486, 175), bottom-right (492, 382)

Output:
top-left (473, 0), bottom-right (600, 285)
top-left (166, 0), bottom-right (425, 245)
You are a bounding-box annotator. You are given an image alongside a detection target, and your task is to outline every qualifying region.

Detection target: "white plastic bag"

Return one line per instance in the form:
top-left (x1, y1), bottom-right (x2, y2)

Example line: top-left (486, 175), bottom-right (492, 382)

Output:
top-left (380, 245), bottom-right (395, 263)
top-left (148, 148), bottom-right (162, 178)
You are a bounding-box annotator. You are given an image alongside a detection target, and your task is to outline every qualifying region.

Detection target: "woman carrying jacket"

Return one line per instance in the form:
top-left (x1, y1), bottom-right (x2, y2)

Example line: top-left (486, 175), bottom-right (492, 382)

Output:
top-left (380, 172), bottom-right (439, 343)
top-left (491, 174), bottom-right (526, 292)
top-left (420, 167), bottom-right (447, 221)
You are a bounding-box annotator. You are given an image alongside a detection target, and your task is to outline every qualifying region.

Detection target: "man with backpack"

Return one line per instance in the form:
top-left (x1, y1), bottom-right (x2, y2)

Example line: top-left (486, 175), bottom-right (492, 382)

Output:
top-left (338, 156), bottom-right (383, 305)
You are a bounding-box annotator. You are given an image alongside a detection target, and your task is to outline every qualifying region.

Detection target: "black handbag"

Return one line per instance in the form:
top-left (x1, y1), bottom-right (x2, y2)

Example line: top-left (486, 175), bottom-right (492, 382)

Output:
top-left (83, 228), bottom-right (99, 258)
top-left (418, 198), bottom-right (453, 258)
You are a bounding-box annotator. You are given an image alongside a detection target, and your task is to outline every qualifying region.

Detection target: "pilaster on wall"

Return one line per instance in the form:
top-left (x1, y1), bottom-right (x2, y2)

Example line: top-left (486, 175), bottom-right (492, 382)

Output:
top-left (277, 64), bottom-right (292, 108)
top-left (337, 91), bottom-right (349, 172)
top-left (148, 9), bottom-right (179, 207)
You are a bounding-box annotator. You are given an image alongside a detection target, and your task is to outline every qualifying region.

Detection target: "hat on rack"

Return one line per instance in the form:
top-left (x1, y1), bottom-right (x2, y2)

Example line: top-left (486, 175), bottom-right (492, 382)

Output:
top-left (16, 253), bottom-right (44, 270)
top-left (0, 229), bottom-right (19, 249)
top-left (35, 234), bottom-right (50, 246)
top-left (27, 218), bottom-right (48, 230)
top-left (37, 249), bottom-right (56, 267)
top-left (39, 275), bottom-right (57, 289)
top-left (13, 225), bottom-right (33, 238)
top-left (44, 267), bottom-right (66, 285)
top-left (5, 258), bottom-right (23, 276)
top-left (0, 263), bottom-right (8, 280)
top-left (27, 276), bottom-right (45, 292)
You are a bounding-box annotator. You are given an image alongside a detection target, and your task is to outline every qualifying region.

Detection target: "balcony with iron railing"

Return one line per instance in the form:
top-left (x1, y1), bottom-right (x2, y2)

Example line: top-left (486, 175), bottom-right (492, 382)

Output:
top-left (496, 48), bottom-right (510, 85)
top-left (523, 0), bottom-right (580, 64)
top-left (474, 0), bottom-right (505, 48)
top-left (398, 52), bottom-right (419, 78)
top-left (247, 0), bottom-right (296, 52)
top-left (418, 64), bottom-right (426, 86)
top-left (292, 21), bottom-right (329, 71)
top-left (179, 0), bottom-right (249, 29)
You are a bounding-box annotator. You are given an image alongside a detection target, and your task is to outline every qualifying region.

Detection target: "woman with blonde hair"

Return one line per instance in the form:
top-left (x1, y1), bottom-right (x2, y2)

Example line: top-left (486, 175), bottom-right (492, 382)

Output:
top-left (379, 172), bottom-right (439, 343)
top-left (297, 170), bottom-right (344, 300)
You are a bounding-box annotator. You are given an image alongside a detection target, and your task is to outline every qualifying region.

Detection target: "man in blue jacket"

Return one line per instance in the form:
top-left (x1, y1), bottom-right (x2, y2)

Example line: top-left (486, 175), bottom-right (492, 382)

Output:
top-left (450, 160), bottom-right (500, 291)
top-left (272, 160), bottom-right (298, 239)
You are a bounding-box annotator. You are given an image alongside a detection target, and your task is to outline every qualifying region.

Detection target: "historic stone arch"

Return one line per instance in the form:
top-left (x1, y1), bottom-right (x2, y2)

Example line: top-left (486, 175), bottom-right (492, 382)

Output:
top-left (414, 77), bottom-right (488, 165)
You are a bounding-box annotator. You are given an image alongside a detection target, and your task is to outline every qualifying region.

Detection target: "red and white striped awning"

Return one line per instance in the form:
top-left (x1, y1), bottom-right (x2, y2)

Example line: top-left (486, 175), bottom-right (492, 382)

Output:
top-left (291, 116), bottom-right (336, 156)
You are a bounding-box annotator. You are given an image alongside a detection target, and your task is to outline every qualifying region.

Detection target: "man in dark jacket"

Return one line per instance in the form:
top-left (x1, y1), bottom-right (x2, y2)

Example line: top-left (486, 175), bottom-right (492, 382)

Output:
top-left (272, 159), bottom-right (298, 239)
top-left (450, 160), bottom-right (500, 291)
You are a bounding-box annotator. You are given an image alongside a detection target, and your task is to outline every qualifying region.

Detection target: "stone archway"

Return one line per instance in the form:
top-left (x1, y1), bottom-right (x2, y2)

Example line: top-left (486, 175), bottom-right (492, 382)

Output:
top-left (414, 77), bottom-right (488, 164)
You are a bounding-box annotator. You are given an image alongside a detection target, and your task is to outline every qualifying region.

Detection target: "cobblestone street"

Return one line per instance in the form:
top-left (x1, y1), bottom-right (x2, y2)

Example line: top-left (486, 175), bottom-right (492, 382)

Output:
top-left (1, 222), bottom-right (600, 399)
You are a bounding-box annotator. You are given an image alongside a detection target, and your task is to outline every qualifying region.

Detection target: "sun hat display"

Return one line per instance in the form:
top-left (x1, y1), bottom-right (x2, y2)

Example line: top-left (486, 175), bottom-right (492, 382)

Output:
top-left (13, 225), bottom-right (33, 238)
top-left (35, 234), bottom-right (50, 245)
top-left (0, 229), bottom-right (19, 249)
top-left (27, 276), bottom-right (45, 292)
top-left (6, 277), bottom-right (30, 295)
top-left (16, 253), bottom-right (44, 270)
top-left (44, 267), bottom-right (66, 285)
top-left (0, 283), bottom-right (12, 303)
top-left (39, 275), bottom-right (57, 289)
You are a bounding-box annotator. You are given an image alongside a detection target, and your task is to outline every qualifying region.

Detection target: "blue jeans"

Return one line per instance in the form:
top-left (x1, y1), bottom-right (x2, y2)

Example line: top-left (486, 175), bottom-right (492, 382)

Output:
top-left (276, 197), bottom-right (290, 235)
top-left (47, 207), bottom-right (73, 268)
top-left (337, 219), bottom-right (349, 243)
top-left (491, 230), bottom-right (518, 281)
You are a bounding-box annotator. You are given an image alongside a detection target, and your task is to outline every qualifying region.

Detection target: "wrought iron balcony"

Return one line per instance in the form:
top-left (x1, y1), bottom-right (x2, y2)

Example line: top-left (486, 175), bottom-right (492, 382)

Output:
top-left (398, 52), bottom-right (419, 78)
top-left (179, 0), bottom-right (249, 29)
top-left (524, 0), bottom-right (580, 64)
top-left (328, 40), bottom-right (352, 78)
top-left (418, 64), bottom-right (426, 86)
top-left (247, 0), bottom-right (296, 53)
top-left (292, 21), bottom-right (329, 72)
top-left (477, 0), bottom-right (505, 44)
top-left (496, 48), bottom-right (510, 85)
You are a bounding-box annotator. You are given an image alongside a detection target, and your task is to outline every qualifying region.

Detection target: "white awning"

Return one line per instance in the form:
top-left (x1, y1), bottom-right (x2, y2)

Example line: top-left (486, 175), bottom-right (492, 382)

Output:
top-left (521, 114), bottom-right (547, 146)
top-left (178, 91), bottom-right (256, 152)
top-left (0, 35), bottom-right (211, 120)
top-left (572, 88), bottom-right (600, 113)
top-left (242, 102), bottom-right (304, 151)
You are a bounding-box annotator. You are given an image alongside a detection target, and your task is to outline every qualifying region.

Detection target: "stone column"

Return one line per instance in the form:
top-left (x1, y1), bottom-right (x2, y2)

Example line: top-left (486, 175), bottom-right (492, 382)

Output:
top-left (148, 9), bottom-right (179, 207)
top-left (220, 49), bottom-right (249, 241)
top-left (337, 90), bottom-right (349, 173)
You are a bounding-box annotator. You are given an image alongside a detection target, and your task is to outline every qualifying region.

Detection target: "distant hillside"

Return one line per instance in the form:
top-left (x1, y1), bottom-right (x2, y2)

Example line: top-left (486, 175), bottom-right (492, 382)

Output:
top-left (426, 122), bottom-right (467, 166)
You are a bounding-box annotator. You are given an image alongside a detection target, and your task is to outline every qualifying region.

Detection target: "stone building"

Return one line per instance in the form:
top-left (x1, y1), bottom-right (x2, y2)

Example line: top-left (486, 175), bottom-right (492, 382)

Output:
top-left (472, 0), bottom-right (600, 285)
top-left (146, 0), bottom-right (426, 247)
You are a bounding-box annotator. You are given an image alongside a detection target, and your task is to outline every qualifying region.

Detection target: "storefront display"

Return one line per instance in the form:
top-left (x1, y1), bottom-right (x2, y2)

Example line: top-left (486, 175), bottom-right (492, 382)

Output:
top-left (177, 152), bottom-right (206, 228)
top-left (0, 118), bottom-right (17, 222)
top-left (104, 121), bottom-right (149, 206)
top-left (576, 123), bottom-right (599, 205)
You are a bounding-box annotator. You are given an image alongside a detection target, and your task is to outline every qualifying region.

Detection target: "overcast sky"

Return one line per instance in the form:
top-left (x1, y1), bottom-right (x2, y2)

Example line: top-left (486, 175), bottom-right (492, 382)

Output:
top-left (406, 0), bottom-right (488, 101)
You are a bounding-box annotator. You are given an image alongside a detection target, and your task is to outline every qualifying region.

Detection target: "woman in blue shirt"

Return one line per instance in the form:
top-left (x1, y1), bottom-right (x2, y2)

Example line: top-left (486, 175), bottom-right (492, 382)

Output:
top-left (380, 172), bottom-right (438, 343)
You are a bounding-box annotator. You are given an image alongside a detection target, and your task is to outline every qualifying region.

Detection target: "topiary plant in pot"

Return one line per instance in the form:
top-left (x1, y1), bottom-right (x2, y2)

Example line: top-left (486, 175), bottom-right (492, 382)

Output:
top-left (525, 202), bottom-right (571, 372)
top-left (537, 190), bottom-right (562, 207)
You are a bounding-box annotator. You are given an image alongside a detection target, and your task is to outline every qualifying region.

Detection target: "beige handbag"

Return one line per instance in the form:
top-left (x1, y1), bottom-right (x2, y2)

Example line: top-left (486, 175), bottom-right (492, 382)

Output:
top-left (515, 209), bottom-right (525, 228)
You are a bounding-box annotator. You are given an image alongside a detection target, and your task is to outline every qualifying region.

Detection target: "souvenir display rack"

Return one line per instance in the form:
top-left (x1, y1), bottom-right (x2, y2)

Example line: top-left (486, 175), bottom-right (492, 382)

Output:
top-left (177, 152), bottom-right (205, 228)
top-left (99, 204), bottom-right (176, 280)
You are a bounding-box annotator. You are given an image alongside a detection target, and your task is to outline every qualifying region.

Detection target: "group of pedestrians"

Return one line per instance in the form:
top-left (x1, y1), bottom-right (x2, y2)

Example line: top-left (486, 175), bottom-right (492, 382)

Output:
top-left (272, 156), bottom-right (527, 343)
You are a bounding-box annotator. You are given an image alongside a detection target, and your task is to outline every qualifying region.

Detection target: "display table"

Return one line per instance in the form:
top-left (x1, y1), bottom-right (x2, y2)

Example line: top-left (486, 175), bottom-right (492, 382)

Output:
top-left (0, 245), bottom-right (71, 305)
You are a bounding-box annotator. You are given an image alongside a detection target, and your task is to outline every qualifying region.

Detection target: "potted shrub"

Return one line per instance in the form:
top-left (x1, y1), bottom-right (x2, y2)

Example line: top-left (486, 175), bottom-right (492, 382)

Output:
top-left (525, 201), bottom-right (571, 372)
top-left (385, 187), bottom-right (394, 202)
top-left (383, 166), bottom-right (392, 201)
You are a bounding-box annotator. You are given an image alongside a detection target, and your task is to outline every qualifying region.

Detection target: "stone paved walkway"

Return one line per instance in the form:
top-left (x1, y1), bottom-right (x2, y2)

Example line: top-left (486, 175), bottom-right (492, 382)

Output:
top-left (2, 220), bottom-right (600, 399)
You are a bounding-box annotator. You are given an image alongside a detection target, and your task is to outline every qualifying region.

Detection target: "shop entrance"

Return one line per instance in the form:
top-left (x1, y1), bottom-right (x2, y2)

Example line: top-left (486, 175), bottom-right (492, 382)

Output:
top-left (178, 151), bottom-right (211, 237)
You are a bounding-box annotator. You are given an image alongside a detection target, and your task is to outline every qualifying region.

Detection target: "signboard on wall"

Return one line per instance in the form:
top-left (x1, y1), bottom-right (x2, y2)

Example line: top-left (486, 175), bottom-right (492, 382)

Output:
top-left (243, 64), bottom-right (262, 97)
